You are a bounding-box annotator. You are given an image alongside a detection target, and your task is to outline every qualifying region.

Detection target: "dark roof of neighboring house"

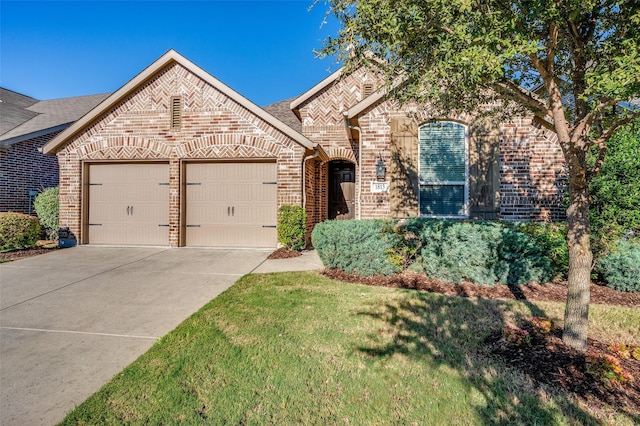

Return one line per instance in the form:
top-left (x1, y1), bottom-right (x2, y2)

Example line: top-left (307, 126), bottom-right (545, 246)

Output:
top-left (262, 97), bottom-right (302, 133)
top-left (0, 88), bottom-right (110, 146)
top-left (0, 88), bottom-right (39, 135)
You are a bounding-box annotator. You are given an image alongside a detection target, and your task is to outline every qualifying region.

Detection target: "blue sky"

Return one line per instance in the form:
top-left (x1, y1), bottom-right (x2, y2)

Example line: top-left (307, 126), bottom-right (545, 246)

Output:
top-left (0, 1), bottom-right (341, 106)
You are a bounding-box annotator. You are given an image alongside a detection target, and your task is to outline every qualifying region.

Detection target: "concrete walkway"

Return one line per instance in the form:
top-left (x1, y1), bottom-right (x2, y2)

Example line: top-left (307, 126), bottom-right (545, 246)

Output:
top-left (252, 249), bottom-right (324, 273)
top-left (0, 246), bottom-right (282, 426)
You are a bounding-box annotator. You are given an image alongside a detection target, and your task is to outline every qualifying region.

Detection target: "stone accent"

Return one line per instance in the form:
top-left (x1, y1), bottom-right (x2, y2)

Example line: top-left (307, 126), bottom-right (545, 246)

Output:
top-left (0, 132), bottom-right (60, 214)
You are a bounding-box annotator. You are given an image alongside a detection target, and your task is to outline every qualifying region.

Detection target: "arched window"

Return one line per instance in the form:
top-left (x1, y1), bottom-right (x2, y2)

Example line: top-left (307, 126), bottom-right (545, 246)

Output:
top-left (418, 121), bottom-right (469, 217)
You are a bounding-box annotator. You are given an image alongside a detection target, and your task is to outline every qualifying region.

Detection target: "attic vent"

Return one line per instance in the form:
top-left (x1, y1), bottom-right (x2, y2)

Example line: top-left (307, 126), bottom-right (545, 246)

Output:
top-left (363, 83), bottom-right (374, 98)
top-left (170, 96), bottom-right (183, 129)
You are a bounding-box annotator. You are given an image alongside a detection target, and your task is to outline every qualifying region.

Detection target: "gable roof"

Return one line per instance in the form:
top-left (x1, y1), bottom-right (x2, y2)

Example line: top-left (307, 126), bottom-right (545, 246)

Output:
top-left (1, 90), bottom-right (110, 147)
top-left (263, 97), bottom-right (302, 133)
top-left (43, 49), bottom-right (317, 155)
top-left (289, 68), bottom-right (343, 117)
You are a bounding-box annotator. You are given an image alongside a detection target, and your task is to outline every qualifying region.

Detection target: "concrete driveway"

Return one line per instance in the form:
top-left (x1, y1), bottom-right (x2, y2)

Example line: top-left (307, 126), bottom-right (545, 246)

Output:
top-left (0, 246), bottom-right (269, 426)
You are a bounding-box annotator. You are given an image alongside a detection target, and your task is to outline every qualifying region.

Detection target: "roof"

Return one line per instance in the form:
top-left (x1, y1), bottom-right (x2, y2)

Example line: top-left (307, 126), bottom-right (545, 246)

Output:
top-left (0, 88), bottom-right (39, 135)
top-left (262, 97), bottom-right (302, 133)
top-left (43, 49), bottom-right (319, 155)
top-left (0, 88), bottom-right (110, 147)
top-left (289, 68), bottom-right (343, 116)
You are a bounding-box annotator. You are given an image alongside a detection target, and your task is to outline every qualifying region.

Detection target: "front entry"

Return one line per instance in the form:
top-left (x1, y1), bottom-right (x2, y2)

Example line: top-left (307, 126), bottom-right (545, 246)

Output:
top-left (328, 161), bottom-right (356, 220)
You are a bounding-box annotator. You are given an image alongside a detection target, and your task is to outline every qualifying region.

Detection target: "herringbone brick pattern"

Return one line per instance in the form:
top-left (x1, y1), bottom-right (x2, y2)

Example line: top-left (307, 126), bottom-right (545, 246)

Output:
top-left (56, 62), bottom-right (306, 246)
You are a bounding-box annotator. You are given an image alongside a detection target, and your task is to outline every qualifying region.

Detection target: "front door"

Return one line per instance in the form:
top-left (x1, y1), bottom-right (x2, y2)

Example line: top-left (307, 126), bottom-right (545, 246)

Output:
top-left (328, 161), bottom-right (355, 220)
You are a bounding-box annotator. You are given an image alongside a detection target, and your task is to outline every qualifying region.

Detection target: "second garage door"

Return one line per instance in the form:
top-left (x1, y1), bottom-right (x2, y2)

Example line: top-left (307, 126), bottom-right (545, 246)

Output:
top-left (185, 162), bottom-right (277, 248)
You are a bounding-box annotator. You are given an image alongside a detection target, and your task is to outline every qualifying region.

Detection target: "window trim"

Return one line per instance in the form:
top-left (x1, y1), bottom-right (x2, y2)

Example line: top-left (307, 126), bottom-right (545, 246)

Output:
top-left (417, 121), bottom-right (470, 218)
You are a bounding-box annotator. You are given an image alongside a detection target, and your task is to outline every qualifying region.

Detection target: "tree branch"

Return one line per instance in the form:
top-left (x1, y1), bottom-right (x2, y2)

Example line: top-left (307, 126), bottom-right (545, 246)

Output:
top-left (593, 110), bottom-right (640, 146)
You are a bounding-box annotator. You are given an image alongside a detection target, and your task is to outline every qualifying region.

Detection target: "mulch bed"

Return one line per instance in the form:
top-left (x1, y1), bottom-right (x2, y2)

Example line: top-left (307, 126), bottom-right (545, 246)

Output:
top-left (0, 247), bottom-right (58, 262)
top-left (267, 248), bottom-right (302, 259)
top-left (322, 269), bottom-right (640, 418)
top-left (322, 269), bottom-right (640, 308)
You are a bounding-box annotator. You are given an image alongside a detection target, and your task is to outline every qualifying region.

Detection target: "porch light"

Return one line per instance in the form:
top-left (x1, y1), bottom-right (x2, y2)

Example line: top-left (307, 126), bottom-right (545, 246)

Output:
top-left (376, 156), bottom-right (386, 180)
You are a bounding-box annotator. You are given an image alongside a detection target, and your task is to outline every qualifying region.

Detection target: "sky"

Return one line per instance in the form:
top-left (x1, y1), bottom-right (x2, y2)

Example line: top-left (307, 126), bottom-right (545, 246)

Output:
top-left (0, 0), bottom-right (341, 106)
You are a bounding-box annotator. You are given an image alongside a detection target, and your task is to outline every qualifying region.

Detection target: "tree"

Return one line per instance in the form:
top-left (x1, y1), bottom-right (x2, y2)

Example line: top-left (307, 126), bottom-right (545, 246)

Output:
top-left (319, 0), bottom-right (640, 350)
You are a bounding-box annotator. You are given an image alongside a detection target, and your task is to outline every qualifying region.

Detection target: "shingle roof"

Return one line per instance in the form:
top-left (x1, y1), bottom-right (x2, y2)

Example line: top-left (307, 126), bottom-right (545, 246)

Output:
top-left (262, 97), bottom-right (302, 133)
top-left (0, 89), bottom-right (110, 146)
top-left (0, 88), bottom-right (39, 135)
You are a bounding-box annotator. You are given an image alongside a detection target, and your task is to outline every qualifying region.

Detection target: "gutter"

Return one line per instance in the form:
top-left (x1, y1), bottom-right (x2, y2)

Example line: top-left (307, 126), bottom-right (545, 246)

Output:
top-left (344, 114), bottom-right (362, 220)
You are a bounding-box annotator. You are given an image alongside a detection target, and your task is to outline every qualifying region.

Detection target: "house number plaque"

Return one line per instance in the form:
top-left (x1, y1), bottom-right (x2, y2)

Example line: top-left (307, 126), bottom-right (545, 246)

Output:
top-left (370, 181), bottom-right (390, 193)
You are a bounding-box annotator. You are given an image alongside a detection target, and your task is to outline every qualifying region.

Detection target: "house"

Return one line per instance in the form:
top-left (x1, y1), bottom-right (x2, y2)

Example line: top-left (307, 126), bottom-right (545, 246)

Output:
top-left (0, 88), bottom-right (109, 213)
top-left (42, 50), bottom-right (567, 248)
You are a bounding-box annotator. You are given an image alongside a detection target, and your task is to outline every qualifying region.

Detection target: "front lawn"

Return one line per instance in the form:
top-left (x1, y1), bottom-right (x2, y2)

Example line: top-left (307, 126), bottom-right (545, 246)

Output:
top-left (62, 272), bottom-right (639, 425)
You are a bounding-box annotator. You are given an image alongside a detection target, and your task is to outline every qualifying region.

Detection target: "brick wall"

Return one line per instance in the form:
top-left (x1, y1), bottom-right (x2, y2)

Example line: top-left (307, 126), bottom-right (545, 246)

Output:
top-left (298, 73), bottom-right (567, 222)
top-left (55, 62), bottom-right (308, 246)
top-left (0, 132), bottom-right (60, 214)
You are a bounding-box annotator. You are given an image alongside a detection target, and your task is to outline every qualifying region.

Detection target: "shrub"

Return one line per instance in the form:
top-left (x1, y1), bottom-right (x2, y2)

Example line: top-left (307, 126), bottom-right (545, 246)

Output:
top-left (411, 220), bottom-right (552, 286)
top-left (596, 240), bottom-right (640, 292)
top-left (312, 219), bottom-right (400, 276)
top-left (277, 205), bottom-right (306, 251)
top-left (33, 187), bottom-right (59, 240)
top-left (0, 213), bottom-right (41, 252)
top-left (589, 124), bottom-right (640, 254)
top-left (515, 222), bottom-right (568, 279)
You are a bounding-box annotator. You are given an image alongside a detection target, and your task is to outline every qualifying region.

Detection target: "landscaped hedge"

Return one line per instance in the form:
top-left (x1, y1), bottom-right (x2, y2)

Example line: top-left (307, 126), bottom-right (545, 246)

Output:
top-left (596, 240), bottom-right (640, 292)
top-left (0, 212), bottom-right (41, 252)
top-left (401, 220), bottom-right (554, 286)
top-left (313, 218), bottom-right (565, 285)
top-left (311, 219), bottom-right (400, 276)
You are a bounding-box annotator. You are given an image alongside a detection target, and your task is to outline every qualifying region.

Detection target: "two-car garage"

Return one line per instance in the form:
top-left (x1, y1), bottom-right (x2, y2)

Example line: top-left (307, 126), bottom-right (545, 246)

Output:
top-left (85, 162), bottom-right (277, 248)
top-left (42, 50), bottom-right (321, 249)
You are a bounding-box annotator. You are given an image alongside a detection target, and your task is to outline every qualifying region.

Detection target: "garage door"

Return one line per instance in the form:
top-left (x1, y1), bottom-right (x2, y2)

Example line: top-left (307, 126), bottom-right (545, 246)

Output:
top-left (87, 163), bottom-right (169, 245)
top-left (185, 162), bottom-right (277, 247)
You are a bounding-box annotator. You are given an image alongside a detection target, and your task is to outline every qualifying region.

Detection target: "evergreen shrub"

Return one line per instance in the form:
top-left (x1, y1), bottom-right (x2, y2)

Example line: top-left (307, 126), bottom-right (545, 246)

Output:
top-left (33, 187), bottom-right (59, 240)
top-left (0, 213), bottom-right (41, 252)
top-left (596, 240), bottom-right (640, 292)
top-left (311, 219), bottom-right (400, 276)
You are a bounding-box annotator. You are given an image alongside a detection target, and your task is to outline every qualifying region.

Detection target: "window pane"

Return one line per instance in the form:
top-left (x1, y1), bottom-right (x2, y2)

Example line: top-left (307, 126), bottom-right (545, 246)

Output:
top-left (420, 185), bottom-right (465, 216)
top-left (419, 122), bottom-right (466, 182)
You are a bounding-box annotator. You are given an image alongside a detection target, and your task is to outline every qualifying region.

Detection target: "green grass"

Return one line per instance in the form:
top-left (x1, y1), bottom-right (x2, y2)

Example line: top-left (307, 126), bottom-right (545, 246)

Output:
top-left (61, 272), bottom-right (638, 425)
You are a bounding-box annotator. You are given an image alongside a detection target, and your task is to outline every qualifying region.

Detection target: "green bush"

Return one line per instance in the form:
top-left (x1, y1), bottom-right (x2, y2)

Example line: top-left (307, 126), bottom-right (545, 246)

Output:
top-left (514, 222), bottom-right (568, 279)
top-left (406, 220), bottom-right (553, 286)
top-left (312, 219), bottom-right (400, 276)
top-left (0, 213), bottom-right (41, 252)
top-left (596, 240), bottom-right (640, 292)
top-left (33, 187), bottom-right (59, 240)
top-left (589, 124), bottom-right (640, 254)
top-left (277, 205), bottom-right (306, 250)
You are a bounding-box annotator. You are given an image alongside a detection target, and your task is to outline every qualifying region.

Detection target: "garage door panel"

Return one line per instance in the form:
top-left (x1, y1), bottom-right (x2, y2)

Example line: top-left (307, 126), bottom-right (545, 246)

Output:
top-left (185, 162), bottom-right (277, 248)
top-left (88, 164), bottom-right (169, 246)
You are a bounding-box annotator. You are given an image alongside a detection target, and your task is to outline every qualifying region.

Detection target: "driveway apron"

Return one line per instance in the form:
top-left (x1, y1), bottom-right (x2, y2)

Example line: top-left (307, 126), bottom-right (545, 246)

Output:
top-left (0, 246), bottom-right (269, 426)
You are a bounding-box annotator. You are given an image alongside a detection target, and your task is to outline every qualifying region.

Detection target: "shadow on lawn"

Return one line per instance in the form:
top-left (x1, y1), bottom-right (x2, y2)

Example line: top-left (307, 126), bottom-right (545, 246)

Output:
top-left (357, 292), bottom-right (600, 425)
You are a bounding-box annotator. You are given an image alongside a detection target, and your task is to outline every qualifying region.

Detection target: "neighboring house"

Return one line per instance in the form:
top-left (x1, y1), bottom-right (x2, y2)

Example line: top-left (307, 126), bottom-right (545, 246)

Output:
top-left (42, 50), bottom-right (567, 248)
top-left (0, 88), bottom-right (109, 213)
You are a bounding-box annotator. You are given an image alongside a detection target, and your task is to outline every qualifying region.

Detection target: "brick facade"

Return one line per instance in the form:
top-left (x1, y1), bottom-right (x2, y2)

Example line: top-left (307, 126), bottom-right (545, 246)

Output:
top-left (54, 61), bottom-right (310, 246)
top-left (0, 132), bottom-right (60, 214)
top-left (296, 73), bottom-right (567, 223)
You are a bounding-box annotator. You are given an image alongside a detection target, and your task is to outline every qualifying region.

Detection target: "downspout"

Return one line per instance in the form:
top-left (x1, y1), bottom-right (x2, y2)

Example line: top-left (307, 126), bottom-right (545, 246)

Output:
top-left (301, 150), bottom-right (321, 249)
top-left (344, 114), bottom-right (362, 220)
top-left (302, 150), bottom-right (321, 212)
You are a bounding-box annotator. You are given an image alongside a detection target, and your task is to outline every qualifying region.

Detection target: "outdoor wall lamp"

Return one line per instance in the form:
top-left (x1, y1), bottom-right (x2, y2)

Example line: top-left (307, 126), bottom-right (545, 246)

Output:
top-left (375, 155), bottom-right (386, 180)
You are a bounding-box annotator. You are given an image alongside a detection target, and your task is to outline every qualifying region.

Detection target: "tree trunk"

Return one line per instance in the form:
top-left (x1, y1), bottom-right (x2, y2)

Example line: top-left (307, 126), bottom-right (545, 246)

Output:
top-left (562, 161), bottom-right (593, 351)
